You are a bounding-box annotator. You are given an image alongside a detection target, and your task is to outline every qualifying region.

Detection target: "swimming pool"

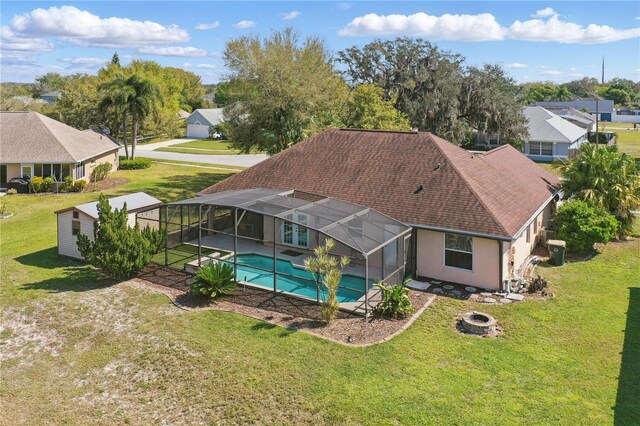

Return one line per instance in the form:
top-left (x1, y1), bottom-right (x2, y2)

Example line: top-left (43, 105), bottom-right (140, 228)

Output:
top-left (228, 254), bottom-right (370, 303)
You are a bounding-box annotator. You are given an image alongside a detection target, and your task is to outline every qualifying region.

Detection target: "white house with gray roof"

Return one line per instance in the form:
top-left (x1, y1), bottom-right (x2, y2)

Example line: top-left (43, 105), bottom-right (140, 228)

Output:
top-left (186, 108), bottom-right (225, 138)
top-left (523, 106), bottom-right (588, 162)
top-left (55, 192), bottom-right (162, 259)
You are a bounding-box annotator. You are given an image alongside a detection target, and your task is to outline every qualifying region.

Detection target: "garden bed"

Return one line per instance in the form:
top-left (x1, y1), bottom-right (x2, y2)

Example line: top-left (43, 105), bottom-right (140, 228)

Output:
top-left (128, 263), bottom-right (435, 346)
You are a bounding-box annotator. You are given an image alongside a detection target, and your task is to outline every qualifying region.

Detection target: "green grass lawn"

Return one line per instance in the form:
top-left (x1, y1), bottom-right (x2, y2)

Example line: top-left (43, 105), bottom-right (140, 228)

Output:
top-left (602, 122), bottom-right (640, 158)
top-left (1, 162), bottom-right (638, 424)
top-left (155, 139), bottom-right (242, 155)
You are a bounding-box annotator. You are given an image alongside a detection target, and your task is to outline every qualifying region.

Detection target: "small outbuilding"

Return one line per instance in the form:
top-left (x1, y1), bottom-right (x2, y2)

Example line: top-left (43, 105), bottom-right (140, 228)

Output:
top-left (55, 192), bottom-right (162, 259)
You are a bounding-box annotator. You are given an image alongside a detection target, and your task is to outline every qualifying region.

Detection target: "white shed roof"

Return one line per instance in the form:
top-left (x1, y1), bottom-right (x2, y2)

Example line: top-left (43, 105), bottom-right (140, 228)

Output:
top-left (57, 192), bottom-right (162, 219)
top-left (524, 106), bottom-right (587, 143)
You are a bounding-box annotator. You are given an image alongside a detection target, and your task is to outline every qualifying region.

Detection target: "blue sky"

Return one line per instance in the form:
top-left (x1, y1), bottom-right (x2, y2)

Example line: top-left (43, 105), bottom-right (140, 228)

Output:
top-left (1, 1), bottom-right (639, 84)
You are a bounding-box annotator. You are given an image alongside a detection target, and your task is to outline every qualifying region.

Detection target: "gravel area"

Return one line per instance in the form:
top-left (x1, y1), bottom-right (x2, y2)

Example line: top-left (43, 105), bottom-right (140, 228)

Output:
top-left (128, 264), bottom-right (436, 346)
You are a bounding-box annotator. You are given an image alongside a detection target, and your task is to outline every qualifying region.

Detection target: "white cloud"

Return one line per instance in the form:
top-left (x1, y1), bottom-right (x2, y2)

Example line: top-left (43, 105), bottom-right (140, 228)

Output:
top-left (9, 6), bottom-right (189, 48)
top-left (233, 20), bottom-right (256, 29)
top-left (183, 62), bottom-right (219, 69)
top-left (338, 12), bottom-right (506, 40)
top-left (137, 46), bottom-right (208, 57)
top-left (281, 11), bottom-right (301, 21)
top-left (335, 3), bottom-right (353, 10)
top-left (0, 25), bottom-right (54, 52)
top-left (540, 70), bottom-right (562, 75)
top-left (506, 63), bottom-right (528, 69)
top-left (508, 14), bottom-right (640, 44)
top-left (195, 21), bottom-right (220, 30)
top-left (59, 57), bottom-right (108, 66)
top-left (339, 10), bottom-right (640, 44)
top-left (532, 8), bottom-right (558, 18)
top-left (570, 67), bottom-right (578, 71)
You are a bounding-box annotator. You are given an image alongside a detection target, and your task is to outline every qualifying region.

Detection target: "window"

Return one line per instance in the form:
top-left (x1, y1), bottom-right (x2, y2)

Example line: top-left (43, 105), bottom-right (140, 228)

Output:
top-left (529, 142), bottom-right (553, 156)
top-left (75, 162), bottom-right (85, 179)
top-left (73, 211), bottom-right (79, 219)
top-left (533, 219), bottom-right (538, 235)
top-left (72, 219), bottom-right (81, 236)
top-left (526, 226), bottom-right (531, 244)
top-left (489, 135), bottom-right (500, 146)
top-left (444, 233), bottom-right (473, 270)
top-left (281, 213), bottom-right (309, 248)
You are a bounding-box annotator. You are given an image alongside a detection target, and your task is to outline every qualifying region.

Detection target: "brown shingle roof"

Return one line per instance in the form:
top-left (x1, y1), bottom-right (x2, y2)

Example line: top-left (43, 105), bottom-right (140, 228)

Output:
top-left (0, 111), bottom-right (119, 163)
top-left (200, 129), bottom-right (560, 239)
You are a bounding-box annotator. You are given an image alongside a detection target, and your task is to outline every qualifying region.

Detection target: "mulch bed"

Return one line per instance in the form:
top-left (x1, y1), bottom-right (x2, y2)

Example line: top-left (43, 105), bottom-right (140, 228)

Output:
top-left (128, 263), bottom-right (435, 346)
top-left (85, 177), bottom-right (129, 192)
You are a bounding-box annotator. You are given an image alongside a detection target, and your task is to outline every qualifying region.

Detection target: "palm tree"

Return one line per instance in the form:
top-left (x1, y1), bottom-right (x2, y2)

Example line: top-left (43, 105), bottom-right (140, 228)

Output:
top-left (124, 75), bottom-right (162, 159)
top-left (554, 85), bottom-right (573, 101)
top-left (553, 144), bottom-right (640, 235)
top-left (98, 75), bottom-right (134, 159)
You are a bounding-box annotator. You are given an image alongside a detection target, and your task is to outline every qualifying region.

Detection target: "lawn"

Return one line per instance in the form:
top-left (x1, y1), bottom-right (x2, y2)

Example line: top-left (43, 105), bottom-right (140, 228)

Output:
top-left (156, 139), bottom-right (242, 155)
top-left (1, 162), bottom-right (638, 425)
top-left (602, 122), bottom-right (640, 158)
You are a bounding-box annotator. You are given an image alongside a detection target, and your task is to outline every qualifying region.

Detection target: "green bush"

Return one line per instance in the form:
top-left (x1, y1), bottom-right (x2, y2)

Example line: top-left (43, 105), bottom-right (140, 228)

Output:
top-left (90, 163), bottom-right (112, 182)
top-left (374, 280), bottom-right (414, 319)
top-left (59, 176), bottom-right (74, 192)
top-left (119, 158), bottom-right (152, 170)
top-left (77, 193), bottom-right (163, 279)
top-left (42, 176), bottom-right (54, 192)
top-left (71, 180), bottom-right (87, 192)
top-left (551, 200), bottom-right (618, 253)
top-left (190, 262), bottom-right (237, 298)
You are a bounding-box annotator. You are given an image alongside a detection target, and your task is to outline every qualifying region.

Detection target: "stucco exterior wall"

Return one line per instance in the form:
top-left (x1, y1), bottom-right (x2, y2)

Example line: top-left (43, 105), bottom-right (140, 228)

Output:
top-left (2, 164), bottom-right (21, 180)
top-left (80, 149), bottom-right (119, 182)
top-left (416, 229), bottom-right (501, 290)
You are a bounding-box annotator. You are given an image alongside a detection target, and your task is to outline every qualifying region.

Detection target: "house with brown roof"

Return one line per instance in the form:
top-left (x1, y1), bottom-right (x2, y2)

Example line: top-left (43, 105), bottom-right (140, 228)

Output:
top-left (197, 129), bottom-right (560, 292)
top-left (0, 111), bottom-right (120, 188)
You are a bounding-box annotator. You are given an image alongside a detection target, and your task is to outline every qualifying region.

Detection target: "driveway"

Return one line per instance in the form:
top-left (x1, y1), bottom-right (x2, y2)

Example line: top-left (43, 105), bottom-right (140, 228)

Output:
top-left (119, 142), bottom-right (269, 168)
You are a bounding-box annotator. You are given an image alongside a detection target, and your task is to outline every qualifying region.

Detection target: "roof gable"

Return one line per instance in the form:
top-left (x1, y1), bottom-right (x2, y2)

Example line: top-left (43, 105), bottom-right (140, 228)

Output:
top-left (187, 109), bottom-right (224, 126)
top-left (524, 106), bottom-right (587, 143)
top-left (199, 129), bottom-right (560, 238)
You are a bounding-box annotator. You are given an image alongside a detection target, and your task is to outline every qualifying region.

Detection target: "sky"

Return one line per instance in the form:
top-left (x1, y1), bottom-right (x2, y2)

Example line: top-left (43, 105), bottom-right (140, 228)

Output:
top-left (1, 1), bottom-right (639, 84)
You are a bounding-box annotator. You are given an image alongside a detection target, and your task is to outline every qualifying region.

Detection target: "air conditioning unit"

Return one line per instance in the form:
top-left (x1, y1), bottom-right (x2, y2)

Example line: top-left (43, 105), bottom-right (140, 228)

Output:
top-left (540, 228), bottom-right (555, 244)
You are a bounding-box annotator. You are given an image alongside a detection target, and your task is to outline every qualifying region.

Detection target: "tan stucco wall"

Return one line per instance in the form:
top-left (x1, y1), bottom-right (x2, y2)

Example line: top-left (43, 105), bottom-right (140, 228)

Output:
top-left (80, 150), bottom-right (119, 182)
top-left (2, 164), bottom-right (21, 180)
top-left (416, 229), bottom-right (501, 290)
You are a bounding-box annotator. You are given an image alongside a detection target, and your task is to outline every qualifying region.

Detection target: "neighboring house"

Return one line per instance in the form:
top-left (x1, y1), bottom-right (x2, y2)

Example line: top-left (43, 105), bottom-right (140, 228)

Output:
top-left (40, 91), bottom-right (62, 105)
top-left (192, 128), bottom-right (560, 294)
top-left (186, 108), bottom-right (224, 138)
top-left (178, 109), bottom-right (191, 120)
top-left (55, 192), bottom-right (162, 259)
top-left (613, 106), bottom-right (640, 123)
top-left (536, 99), bottom-right (614, 121)
top-left (538, 106), bottom-right (596, 132)
top-left (0, 111), bottom-right (120, 188)
top-left (523, 106), bottom-right (588, 162)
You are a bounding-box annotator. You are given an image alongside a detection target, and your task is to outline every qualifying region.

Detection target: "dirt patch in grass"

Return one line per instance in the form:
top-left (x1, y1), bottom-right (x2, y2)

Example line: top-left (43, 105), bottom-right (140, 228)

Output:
top-left (85, 177), bottom-right (129, 192)
top-left (129, 264), bottom-right (435, 346)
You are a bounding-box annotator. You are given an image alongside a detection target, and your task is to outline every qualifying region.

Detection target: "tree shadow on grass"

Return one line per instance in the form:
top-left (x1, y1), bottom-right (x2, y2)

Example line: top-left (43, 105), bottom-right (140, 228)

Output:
top-left (614, 287), bottom-right (640, 425)
top-left (14, 247), bottom-right (81, 269)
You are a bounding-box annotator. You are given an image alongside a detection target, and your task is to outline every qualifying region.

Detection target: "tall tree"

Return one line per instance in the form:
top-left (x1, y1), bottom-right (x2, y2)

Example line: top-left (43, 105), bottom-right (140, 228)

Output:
top-left (458, 64), bottom-right (528, 147)
top-left (124, 75), bottom-right (162, 159)
top-left (223, 28), bottom-right (348, 154)
top-left (99, 74), bottom-right (134, 158)
top-left (111, 52), bottom-right (121, 66)
top-left (338, 38), bottom-right (465, 141)
top-left (554, 85), bottom-right (574, 101)
top-left (342, 83), bottom-right (411, 131)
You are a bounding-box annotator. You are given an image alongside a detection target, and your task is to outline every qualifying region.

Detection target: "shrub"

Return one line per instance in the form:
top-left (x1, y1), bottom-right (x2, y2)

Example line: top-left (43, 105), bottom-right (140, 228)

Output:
top-left (71, 180), bottom-right (87, 192)
top-left (42, 176), bottom-right (54, 192)
top-left (374, 280), bottom-right (414, 319)
top-left (90, 163), bottom-right (112, 182)
top-left (551, 200), bottom-right (618, 253)
top-left (528, 275), bottom-right (548, 293)
top-left (77, 193), bottom-right (163, 279)
top-left (59, 176), bottom-right (73, 192)
top-left (119, 158), bottom-right (152, 170)
top-left (190, 262), bottom-right (237, 298)
top-left (7, 188), bottom-right (17, 195)
top-left (29, 176), bottom-right (44, 193)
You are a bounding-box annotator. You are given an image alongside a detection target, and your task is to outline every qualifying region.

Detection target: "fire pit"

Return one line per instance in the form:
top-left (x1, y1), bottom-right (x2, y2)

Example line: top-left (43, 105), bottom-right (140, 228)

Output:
top-left (461, 311), bottom-right (497, 336)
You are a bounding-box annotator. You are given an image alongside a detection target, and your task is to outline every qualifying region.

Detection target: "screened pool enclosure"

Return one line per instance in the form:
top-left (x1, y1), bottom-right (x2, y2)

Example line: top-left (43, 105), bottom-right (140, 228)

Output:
top-left (137, 189), bottom-right (412, 315)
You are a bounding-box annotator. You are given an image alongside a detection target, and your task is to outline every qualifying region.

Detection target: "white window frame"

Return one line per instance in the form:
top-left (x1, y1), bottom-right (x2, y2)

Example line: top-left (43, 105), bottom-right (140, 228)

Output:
top-left (20, 163), bottom-right (34, 179)
top-left (444, 233), bottom-right (473, 271)
top-left (280, 212), bottom-right (309, 248)
top-left (529, 141), bottom-right (553, 156)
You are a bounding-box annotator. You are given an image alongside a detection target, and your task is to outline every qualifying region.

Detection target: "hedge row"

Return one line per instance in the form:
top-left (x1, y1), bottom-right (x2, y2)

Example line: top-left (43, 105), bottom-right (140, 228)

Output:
top-left (119, 158), bottom-right (152, 170)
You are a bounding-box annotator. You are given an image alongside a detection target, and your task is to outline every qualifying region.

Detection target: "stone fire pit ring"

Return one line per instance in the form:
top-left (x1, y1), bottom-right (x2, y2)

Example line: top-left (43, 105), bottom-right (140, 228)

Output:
top-left (461, 311), bottom-right (497, 336)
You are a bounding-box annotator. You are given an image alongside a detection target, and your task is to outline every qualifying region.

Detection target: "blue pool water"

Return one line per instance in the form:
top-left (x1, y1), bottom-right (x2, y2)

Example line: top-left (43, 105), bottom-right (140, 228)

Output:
top-left (229, 254), bottom-right (369, 303)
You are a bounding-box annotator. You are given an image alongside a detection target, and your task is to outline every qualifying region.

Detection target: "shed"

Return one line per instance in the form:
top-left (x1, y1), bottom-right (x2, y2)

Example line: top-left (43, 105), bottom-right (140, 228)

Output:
top-left (55, 192), bottom-right (162, 259)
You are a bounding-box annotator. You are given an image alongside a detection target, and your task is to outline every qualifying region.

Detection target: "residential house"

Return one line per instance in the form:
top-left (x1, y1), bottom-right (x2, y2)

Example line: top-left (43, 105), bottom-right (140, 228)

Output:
top-left (40, 91), bottom-right (62, 105)
top-left (186, 129), bottom-right (559, 303)
top-left (536, 99), bottom-right (614, 121)
top-left (522, 106), bottom-right (588, 162)
top-left (537, 106), bottom-right (596, 132)
top-left (55, 192), bottom-right (162, 259)
top-left (0, 111), bottom-right (120, 188)
top-left (186, 108), bottom-right (224, 138)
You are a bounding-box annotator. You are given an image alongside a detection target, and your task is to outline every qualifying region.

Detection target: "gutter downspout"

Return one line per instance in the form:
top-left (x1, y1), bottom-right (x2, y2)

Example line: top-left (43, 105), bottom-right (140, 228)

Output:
top-left (498, 240), bottom-right (505, 292)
